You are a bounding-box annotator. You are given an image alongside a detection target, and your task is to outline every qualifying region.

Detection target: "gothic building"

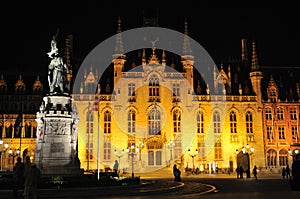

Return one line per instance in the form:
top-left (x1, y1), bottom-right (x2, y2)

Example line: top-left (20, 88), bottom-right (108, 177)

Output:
top-left (0, 17), bottom-right (299, 175)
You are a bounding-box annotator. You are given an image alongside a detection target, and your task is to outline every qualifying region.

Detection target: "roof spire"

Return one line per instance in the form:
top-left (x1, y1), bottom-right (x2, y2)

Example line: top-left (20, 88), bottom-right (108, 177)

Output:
top-left (114, 16), bottom-right (124, 55)
top-left (183, 18), bottom-right (192, 55)
top-left (241, 38), bottom-right (248, 63)
top-left (251, 41), bottom-right (259, 71)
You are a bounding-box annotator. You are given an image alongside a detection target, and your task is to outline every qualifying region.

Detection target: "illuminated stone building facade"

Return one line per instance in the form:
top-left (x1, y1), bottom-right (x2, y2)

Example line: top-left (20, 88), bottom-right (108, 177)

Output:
top-left (1, 17), bottom-right (299, 175)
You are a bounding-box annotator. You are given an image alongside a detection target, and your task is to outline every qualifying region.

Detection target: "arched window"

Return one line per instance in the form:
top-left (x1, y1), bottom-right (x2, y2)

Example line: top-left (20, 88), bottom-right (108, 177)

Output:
top-left (279, 149), bottom-right (288, 166)
top-left (197, 111), bottom-right (204, 134)
top-left (149, 75), bottom-right (159, 96)
top-left (230, 111), bottom-right (237, 133)
top-left (104, 110), bottom-right (111, 134)
top-left (265, 108), bottom-right (272, 120)
top-left (25, 123), bottom-right (32, 138)
top-left (267, 149), bottom-right (277, 167)
top-left (148, 107), bottom-right (161, 135)
top-left (5, 124), bottom-right (13, 138)
top-left (276, 108), bottom-right (284, 120)
top-left (213, 111), bottom-right (220, 134)
top-left (173, 110), bottom-right (181, 133)
top-left (246, 111), bottom-right (253, 133)
top-left (86, 110), bottom-right (93, 134)
top-left (128, 110), bottom-right (136, 133)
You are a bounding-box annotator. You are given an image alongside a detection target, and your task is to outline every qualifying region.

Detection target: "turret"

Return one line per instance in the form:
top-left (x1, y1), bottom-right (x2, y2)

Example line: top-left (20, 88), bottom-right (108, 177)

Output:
top-left (113, 17), bottom-right (126, 87)
top-left (181, 19), bottom-right (194, 89)
top-left (249, 41), bottom-right (263, 109)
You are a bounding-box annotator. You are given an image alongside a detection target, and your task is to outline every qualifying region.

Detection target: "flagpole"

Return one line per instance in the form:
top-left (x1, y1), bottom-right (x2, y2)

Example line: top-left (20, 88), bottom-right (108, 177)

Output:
top-left (97, 84), bottom-right (100, 180)
top-left (19, 102), bottom-right (23, 156)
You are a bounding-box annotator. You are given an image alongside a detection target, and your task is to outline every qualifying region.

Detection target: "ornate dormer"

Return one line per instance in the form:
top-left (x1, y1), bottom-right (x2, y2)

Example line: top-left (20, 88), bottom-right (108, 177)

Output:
top-left (214, 64), bottom-right (229, 94)
top-left (0, 74), bottom-right (7, 94)
top-left (84, 66), bottom-right (97, 93)
top-left (33, 75), bottom-right (43, 94)
top-left (267, 75), bottom-right (279, 103)
top-left (142, 39), bottom-right (165, 75)
top-left (15, 74), bottom-right (26, 94)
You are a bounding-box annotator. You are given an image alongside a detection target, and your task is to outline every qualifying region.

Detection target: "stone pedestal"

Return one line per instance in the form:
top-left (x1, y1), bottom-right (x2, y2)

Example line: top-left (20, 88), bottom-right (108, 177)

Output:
top-left (33, 94), bottom-right (83, 176)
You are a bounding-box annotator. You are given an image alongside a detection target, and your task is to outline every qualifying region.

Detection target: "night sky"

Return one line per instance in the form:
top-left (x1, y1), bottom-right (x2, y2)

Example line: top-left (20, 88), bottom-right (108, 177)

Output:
top-left (1, 4), bottom-right (300, 76)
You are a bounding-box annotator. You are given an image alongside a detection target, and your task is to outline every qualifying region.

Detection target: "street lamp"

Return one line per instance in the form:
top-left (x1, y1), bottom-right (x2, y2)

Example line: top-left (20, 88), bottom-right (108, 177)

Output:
top-left (188, 149), bottom-right (198, 173)
top-left (237, 144), bottom-right (254, 178)
top-left (114, 148), bottom-right (124, 171)
top-left (136, 141), bottom-right (144, 161)
top-left (126, 144), bottom-right (136, 178)
top-left (0, 141), bottom-right (9, 171)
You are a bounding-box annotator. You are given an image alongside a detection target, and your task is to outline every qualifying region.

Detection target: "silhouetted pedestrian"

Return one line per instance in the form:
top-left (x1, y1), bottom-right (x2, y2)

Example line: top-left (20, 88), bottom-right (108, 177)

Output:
top-left (173, 164), bottom-right (181, 182)
top-left (282, 167), bottom-right (286, 179)
top-left (13, 157), bottom-right (24, 199)
top-left (30, 164), bottom-right (40, 199)
top-left (286, 164), bottom-right (291, 179)
top-left (252, 165), bottom-right (258, 180)
top-left (235, 167), bottom-right (240, 179)
top-left (113, 160), bottom-right (119, 177)
top-left (239, 166), bottom-right (244, 179)
top-left (23, 156), bottom-right (32, 199)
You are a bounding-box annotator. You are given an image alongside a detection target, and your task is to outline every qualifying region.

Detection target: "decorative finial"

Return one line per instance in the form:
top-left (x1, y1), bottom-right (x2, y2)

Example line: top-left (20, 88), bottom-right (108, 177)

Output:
top-left (251, 41), bottom-right (259, 71)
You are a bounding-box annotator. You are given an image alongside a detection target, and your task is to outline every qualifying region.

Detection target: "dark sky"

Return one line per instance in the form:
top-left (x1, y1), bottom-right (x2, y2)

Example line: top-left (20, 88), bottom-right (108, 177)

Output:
top-left (1, 4), bottom-right (300, 76)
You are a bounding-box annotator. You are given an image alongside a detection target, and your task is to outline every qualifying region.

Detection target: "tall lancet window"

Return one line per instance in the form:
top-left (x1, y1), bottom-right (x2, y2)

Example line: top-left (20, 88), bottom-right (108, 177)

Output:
top-left (104, 110), bottom-right (111, 134)
top-left (149, 75), bottom-right (159, 97)
top-left (148, 106), bottom-right (161, 135)
top-left (246, 111), bottom-right (253, 133)
top-left (86, 109), bottom-right (94, 161)
top-left (213, 111), bottom-right (221, 134)
top-left (128, 110), bottom-right (136, 133)
top-left (230, 111), bottom-right (237, 133)
top-left (173, 110), bottom-right (181, 133)
top-left (197, 111), bottom-right (204, 134)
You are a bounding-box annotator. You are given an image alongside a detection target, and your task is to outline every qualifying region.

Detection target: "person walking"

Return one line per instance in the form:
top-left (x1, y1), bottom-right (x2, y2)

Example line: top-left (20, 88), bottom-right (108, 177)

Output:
top-left (173, 164), bottom-right (181, 182)
top-left (30, 164), bottom-right (41, 199)
top-left (113, 160), bottom-right (119, 177)
top-left (252, 165), bottom-right (258, 180)
top-left (13, 157), bottom-right (24, 199)
top-left (235, 167), bottom-right (240, 179)
top-left (286, 164), bottom-right (291, 179)
top-left (282, 167), bottom-right (286, 179)
top-left (239, 166), bottom-right (244, 179)
top-left (23, 156), bottom-right (32, 199)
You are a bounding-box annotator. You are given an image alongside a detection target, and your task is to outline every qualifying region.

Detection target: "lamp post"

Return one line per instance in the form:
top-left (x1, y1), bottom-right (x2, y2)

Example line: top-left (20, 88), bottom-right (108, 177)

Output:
top-left (114, 148), bottom-right (124, 170)
top-left (188, 149), bottom-right (198, 174)
top-left (136, 141), bottom-right (144, 161)
top-left (236, 144), bottom-right (254, 178)
top-left (126, 144), bottom-right (136, 178)
top-left (168, 140), bottom-right (175, 162)
top-left (0, 142), bottom-right (8, 171)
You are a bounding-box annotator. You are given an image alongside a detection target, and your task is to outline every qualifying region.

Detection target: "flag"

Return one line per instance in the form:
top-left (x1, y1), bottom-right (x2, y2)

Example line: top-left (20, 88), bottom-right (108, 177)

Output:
top-left (93, 84), bottom-right (100, 112)
top-left (93, 95), bottom-right (99, 111)
top-left (14, 113), bottom-right (22, 129)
